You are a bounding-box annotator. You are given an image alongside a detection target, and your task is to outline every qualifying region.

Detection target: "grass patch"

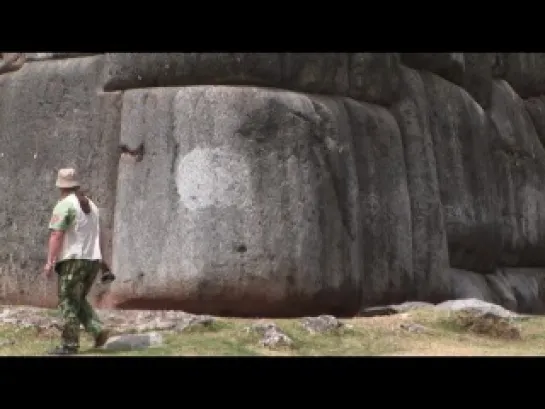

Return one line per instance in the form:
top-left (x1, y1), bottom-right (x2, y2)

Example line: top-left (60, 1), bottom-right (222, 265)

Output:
top-left (2, 307), bottom-right (545, 356)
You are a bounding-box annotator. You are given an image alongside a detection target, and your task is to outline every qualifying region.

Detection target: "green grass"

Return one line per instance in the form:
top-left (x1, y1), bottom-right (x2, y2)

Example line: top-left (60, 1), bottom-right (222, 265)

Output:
top-left (1, 307), bottom-right (545, 356)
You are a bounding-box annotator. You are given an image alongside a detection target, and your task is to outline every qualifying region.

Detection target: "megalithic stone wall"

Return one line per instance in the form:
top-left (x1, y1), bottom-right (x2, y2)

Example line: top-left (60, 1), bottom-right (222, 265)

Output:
top-left (0, 55), bottom-right (120, 307)
top-left (2, 53), bottom-right (545, 317)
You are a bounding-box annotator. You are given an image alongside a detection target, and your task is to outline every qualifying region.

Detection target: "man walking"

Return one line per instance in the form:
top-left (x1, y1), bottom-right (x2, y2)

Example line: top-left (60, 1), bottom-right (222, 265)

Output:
top-left (43, 168), bottom-right (110, 355)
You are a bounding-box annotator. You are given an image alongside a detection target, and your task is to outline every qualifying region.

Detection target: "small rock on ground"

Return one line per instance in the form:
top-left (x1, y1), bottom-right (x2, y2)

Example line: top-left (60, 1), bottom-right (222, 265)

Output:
top-left (300, 315), bottom-right (343, 334)
top-left (246, 321), bottom-right (293, 349)
top-left (102, 332), bottom-right (163, 351)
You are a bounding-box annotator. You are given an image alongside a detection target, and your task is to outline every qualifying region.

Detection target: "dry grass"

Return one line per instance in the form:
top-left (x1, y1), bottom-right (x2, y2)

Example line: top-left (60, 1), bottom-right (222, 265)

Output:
top-left (1, 307), bottom-right (545, 356)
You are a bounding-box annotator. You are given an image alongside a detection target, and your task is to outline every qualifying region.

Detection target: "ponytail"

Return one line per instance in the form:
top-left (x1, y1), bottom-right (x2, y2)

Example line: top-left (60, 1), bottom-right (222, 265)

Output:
top-left (75, 189), bottom-right (91, 215)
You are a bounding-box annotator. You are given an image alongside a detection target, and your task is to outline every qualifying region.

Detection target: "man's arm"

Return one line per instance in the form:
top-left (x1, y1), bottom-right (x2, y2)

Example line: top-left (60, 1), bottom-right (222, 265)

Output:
top-left (46, 230), bottom-right (65, 266)
top-left (46, 201), bottom-right (75, 269)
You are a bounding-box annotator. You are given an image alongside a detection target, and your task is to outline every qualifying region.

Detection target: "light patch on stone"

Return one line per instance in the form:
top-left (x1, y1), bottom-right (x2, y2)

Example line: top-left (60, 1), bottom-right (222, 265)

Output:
top-left (103, 332), bottom-right (163, 351)
top-left (176, 147), bottom-right (252, 211)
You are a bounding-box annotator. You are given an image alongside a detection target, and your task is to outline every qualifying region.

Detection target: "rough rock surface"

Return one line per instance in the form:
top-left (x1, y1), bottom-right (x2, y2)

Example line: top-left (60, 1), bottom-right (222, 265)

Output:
top-left (300, 315), bottom-right (343, 333)
top-left (359, 298), bottom-right (522, 320)
top-left (246, 320), bottom-right (293, 348)
top-left (0, 55), bottom-right (121, 308)
top-left (436, 298), bottom-right (521, 320)
top-left (4, 53), bottom-right (545, 316)
top-left (0, 53), bottom-right (26, 75)
top-left (446, 309), bottom-right (522, 340)
top-left (0, 306), bottom-right (217, 335)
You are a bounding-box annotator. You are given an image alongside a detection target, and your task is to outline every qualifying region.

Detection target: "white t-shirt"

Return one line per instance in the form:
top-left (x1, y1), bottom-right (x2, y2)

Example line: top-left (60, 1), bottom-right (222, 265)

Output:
top-left (48, 193), bottom-right (102, 262)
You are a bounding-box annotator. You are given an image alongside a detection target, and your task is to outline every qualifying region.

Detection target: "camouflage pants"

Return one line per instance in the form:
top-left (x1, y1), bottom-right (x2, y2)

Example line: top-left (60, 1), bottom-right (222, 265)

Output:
top-left (56, 259), bottom-right (103, 349)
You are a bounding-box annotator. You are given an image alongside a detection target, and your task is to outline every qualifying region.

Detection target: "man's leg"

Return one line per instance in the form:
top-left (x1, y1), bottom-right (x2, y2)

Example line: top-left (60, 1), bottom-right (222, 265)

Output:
top-left (78, 260), bottom-right (109, 347)
top-left (52, 260), bottom-right (86, 354)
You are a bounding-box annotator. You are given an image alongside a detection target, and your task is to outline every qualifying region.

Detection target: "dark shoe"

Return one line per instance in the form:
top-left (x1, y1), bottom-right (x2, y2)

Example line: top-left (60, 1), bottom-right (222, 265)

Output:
top-left (48, 345), bottom-right (78, 355)
top-left (94, 329), bottom-right (110, 348)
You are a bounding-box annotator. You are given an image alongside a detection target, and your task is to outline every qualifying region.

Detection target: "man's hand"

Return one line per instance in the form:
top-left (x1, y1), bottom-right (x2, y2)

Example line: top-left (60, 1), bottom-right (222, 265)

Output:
top-left (43, 262), bottom-right (54, 278)
top-left (100, 260), bottom-right (110, 272)
top-left (45, 230), bottom-right (64, 278)
top-left (100, 260), bottom-right (116, 284)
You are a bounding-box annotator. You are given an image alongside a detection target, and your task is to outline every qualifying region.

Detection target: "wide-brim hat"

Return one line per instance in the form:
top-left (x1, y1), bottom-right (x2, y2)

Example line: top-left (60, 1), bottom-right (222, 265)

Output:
top-left (55, 168), bottom-right (80, 189)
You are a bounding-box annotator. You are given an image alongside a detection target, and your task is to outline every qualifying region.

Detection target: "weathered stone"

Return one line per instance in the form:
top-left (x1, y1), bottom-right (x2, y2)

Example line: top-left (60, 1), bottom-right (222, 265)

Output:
top-left (401, 53), bottom-right (465, 86)
top-left (102, 332), bottom-right (163, 351)
top-left (0, 306), bottom-right (222, 339)
top-left (524, 95), bottom-right (545, 147)
top-left (246, 321), bottom-right (293, 349)
top-left (175, 315), bottom-right (215, 332)
top-left (436, 298), bottom-right (520, 319)
top-left (421, 71), bottom-right (498, 274)
top-left (394, 301), bottom-right (435, 313)
top-left (260, 329), bottom-right (293, 349)
top-left (300, 315), bottom-right (343, 334)
top-left (447, 309), bottom-right (521, 340)
top-left (135, 321), bottom-right (176, 333)
top-left (485, 80), bottom-right (545, 268)
top-left (462, 53), bottom-right (498, 109)
top-left (502, 53), bottom-right (545, 99)
top-left (349, 53), bottom-right (401, 105)
top-left (108, 86), bottom-right (362, 316)
top-left (102, 53), bottom-right (402, 105)
top-left (102, 53), bottom-right (281, 92)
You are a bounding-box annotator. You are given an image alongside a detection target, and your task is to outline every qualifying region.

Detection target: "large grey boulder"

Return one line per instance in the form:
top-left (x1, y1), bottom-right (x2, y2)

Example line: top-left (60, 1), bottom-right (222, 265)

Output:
top-left (109, 86), bottom-right (364, 316)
